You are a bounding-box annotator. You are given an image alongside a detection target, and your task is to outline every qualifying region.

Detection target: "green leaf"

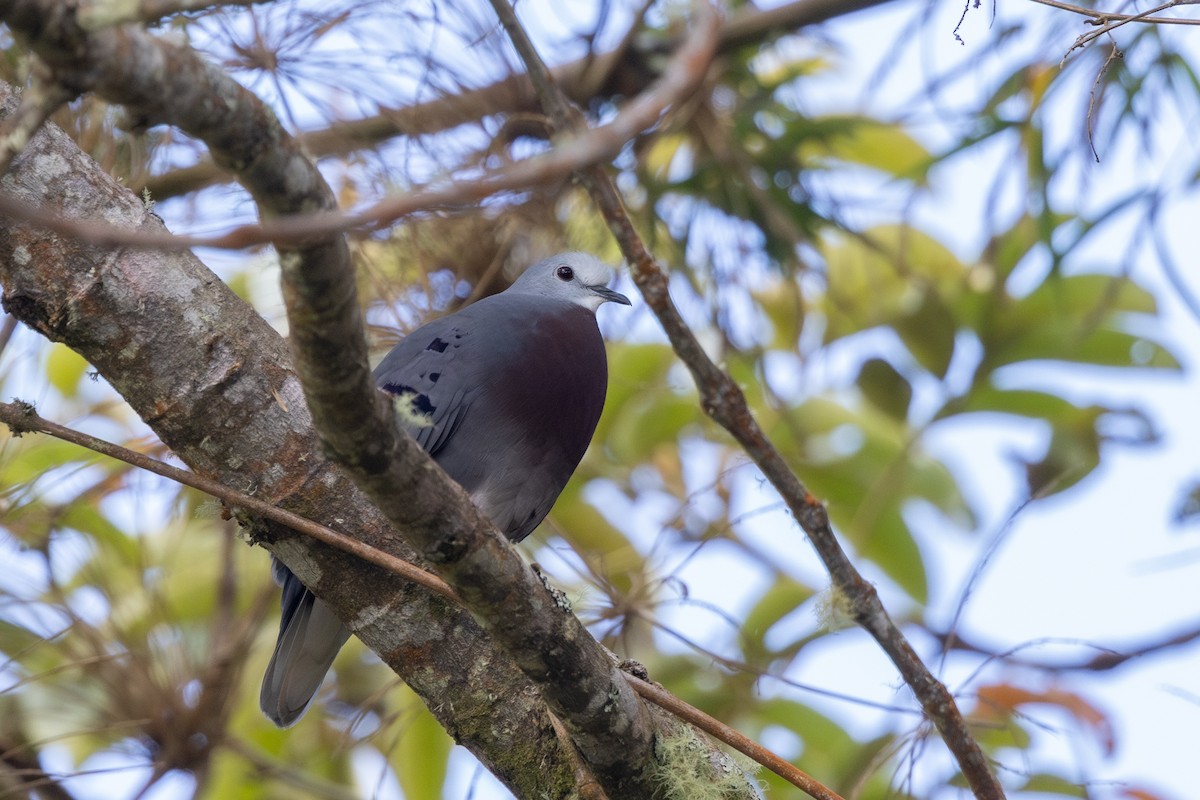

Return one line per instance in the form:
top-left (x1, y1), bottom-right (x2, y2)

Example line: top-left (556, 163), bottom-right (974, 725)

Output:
top-left (987, 214), bottom-right (1042, 280)
top-left (644, 134), bottom-right (692, 182)
top-left (742, 577), bottom-right (814, 644)
top-left (597, 344), bottom-right (680, 441)
top-left (1023, 424), bottom-right (1102, 497)
top-left (987, 326), bottom-right (1179, 371)
top-left (856, 358), bottom-right (912, 421)
top-left (609, 392), bottom-right (698, 464)
top-left (1014, 774), bottom-right (1088, 797)
top-left (1018, 273), bottom-right (1158, 319)
top-left (818, 225), bottom-right (968, 344)
top-left (755, 280), bottom-right (804, 349)
top-left (756, 698), bottom-right (859, 777)
top-left (894, 288), bottom-right (957, 378)
top-left (395, 695), bottom-right (452, 800)
top-left (950, 386), bottom-right (1086, 426)
top-left (798, 116), bottom-right (931, 180)
top-left (1, 437), bottom-right (97, 486)
top-left (783, 398), bottom-right (961, 600)
top-left (904, 450), bottom-right (976, 530)
top-left (0, 618), bottom-right (45, 658)
top-left (59, 503), bottom-right (140, 565)
top-left (855, 507), bottom-right (927, 602)
top-left (46, 343), bottom-right (90, 399)
top-left (752, 54), bottom-right (829, 90)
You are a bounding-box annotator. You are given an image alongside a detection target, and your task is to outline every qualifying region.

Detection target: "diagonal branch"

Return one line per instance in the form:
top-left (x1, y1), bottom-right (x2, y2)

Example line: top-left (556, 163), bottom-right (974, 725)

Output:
top-left (0, 399), bottom-right (458, 603)
top-left (487, 0), bottom-right (1007, 797)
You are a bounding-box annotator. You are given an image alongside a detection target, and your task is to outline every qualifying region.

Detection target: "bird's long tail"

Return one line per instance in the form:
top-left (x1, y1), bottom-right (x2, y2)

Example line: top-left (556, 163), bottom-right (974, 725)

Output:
top-left (260, 560), bottom-right (351, 727)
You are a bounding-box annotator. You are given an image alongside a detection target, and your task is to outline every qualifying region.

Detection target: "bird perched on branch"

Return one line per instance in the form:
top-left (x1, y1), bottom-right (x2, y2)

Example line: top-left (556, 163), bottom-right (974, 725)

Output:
top-left (261, 251), bottom-right (631, 727)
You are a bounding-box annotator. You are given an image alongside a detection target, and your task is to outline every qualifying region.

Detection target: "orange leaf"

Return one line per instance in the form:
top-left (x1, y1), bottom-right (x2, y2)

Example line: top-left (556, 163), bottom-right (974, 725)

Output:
top-left (973, 683), bottom-right (1115, 756)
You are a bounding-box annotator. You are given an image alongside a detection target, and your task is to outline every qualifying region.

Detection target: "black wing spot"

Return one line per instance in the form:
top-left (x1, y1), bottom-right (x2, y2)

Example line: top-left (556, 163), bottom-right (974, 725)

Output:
top-left (383, 384), bottom-right (437, 415)
top-left (429, 372), bottom-right (441, 383)
top-left (426, 337), bottom-right (449, 353)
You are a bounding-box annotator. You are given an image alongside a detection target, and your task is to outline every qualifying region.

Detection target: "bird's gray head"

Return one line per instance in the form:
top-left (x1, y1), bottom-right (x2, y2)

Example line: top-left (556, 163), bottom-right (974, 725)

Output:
top-left (506, 252), bottom-right (632, 312)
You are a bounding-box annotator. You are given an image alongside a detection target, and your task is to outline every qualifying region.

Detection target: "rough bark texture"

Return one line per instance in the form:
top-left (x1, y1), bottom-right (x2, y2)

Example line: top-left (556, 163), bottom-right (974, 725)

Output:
top-left (0, 83), bottom-right (581, 799)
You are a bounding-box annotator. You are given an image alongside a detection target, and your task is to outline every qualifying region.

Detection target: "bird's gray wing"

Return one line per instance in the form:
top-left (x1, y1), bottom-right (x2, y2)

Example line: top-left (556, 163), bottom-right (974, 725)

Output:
top-left (373, 312), bottom-right (483, 458)
top-left (260, 312), bottom-right (485, 726)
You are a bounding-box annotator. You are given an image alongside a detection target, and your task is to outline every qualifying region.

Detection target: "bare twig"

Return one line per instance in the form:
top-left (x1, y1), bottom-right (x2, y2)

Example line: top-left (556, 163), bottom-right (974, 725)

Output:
top-left (1084, 38), bottom-right (1123, 161)
top-left (1045, 0), bottom-right (1200, 59)
top-left (933, 623), bottom-right (1200, 673)
top-left (491, 0), bottom-right (1005, 796)
top-left (0, 399), bottom-right (458, 602)
top-left (938, 496), bottom-right (1038, 676)
top-left (1028, 0), bottom-right (1200, 27)
top-left (78, 0), bottom-right (272, 29)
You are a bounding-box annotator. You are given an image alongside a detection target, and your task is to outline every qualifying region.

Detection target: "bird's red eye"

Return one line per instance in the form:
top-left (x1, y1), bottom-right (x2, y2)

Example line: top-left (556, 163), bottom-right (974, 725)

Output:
top-left (555, 265), bottom-right (574, 281)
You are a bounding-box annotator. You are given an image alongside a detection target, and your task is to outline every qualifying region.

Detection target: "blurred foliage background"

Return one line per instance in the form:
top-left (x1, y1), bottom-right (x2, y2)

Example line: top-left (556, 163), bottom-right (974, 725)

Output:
top-left (2, 0), bottom-right (1199, 798)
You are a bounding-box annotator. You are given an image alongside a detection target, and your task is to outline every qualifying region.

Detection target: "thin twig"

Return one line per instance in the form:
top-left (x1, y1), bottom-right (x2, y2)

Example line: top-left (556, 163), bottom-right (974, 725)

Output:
top-left (1028, 0), bottom-right (1200, 26)
top-left (78, 0), bottom-right (271, 29)
top-left (932, 623), bottom-right (1200, 673)
top-left (1083, 38), bottom-right (1123, 160)
top-left (1058, 0), bottom-right (1200, 58)
top-left (0, 399), bottom-right (458, 603)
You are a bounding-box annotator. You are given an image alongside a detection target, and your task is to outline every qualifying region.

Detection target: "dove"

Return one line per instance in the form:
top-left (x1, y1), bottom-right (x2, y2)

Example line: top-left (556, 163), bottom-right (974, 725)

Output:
top-left (261, 252), bottom-right (630, 726)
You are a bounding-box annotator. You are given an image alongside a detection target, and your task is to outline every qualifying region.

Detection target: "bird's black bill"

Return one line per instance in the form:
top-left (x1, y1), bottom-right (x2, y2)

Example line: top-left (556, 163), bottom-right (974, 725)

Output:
top-left (590, 285), bottom-right (632, 305)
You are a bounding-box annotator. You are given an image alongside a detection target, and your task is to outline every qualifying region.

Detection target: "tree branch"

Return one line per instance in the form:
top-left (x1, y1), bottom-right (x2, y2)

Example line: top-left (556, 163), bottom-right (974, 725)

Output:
top-left (932, 623), bottom-right (1200, 673)
top-left (0, 399), bottom-right (458, 603)
top-left (79, 0), bottom-right (274, 29)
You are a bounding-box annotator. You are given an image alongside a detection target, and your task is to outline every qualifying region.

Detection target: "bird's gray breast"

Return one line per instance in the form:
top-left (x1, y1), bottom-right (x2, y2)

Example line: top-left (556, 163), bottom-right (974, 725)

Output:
top-left (374, 295), bottom-right (608, 541)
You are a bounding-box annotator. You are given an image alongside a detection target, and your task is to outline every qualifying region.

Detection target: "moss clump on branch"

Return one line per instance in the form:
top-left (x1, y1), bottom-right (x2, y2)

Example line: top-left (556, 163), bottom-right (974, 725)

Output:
top-left (651, 726), bottom-right (763, 800)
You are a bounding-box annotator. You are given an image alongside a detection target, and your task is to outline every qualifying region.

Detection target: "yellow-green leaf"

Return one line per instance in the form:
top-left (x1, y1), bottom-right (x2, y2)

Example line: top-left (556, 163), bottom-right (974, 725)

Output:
top-left (46, 343), bottom-right (90, 399)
